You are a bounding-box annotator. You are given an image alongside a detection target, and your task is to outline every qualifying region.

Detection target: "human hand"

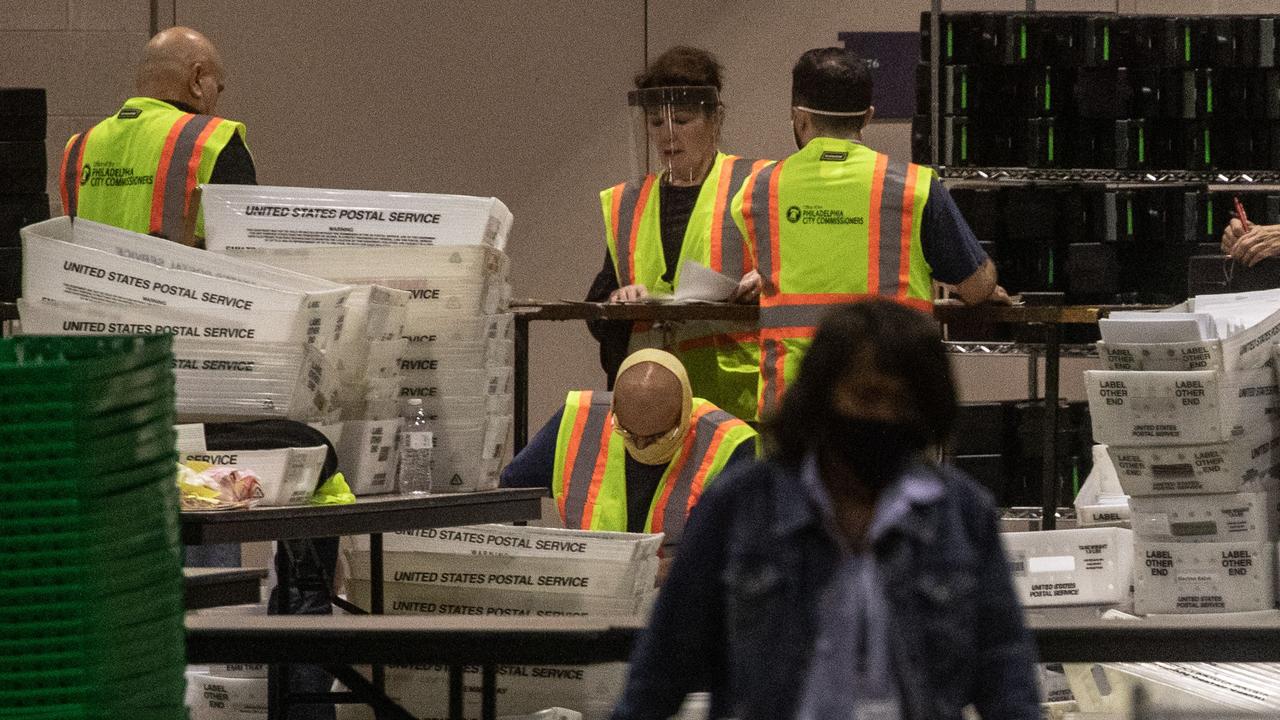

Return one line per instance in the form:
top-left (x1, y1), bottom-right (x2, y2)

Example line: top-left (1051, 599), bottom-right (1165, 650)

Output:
top-left (729, 270), bottom-right (762, 304)
top-left (1221, 217), bottom-right (1252, 254)
top-left (609, 284), bottom-right (650, 302)
top-left (1230, 224), bottom-right (1280, 267)
top-left (985, 285), bottom-right (1014, 305)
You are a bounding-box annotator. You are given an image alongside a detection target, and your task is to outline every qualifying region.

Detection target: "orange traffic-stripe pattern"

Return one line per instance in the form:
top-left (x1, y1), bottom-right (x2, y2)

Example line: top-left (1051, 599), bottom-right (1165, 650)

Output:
top-left (59, 129), bottom-right (92, 217)
top-left (149, 113), bottom-right (221, 240)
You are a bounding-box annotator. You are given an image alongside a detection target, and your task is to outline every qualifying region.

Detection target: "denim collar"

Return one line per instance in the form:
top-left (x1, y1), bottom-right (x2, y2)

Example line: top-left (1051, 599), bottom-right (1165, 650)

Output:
top-left (775, 452), bottom-right (945, 545)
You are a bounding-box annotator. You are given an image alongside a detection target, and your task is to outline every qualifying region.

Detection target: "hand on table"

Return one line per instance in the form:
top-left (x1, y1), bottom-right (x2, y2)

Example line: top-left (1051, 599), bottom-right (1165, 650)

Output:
top-left (1229, 223), bottom-right (1280, 267)
top-left (1221, 217), bottom-right (1252, 254)
top-left (609, 284), bottom-right (650, 302)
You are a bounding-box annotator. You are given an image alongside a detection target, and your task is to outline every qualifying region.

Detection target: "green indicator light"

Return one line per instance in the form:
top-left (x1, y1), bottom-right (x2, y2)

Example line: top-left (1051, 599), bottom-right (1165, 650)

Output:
top-left (1138, 127), bottom-right (1145, 164)
top-left (1044, 69), bottom-right (1051, 111)
top-left (1103, 26), bottom-right (1110, 61)
top-left (1126, 199), bottom-right (1134, 237)
top-left (1206, 75), bottom-right (1214, 114)
top-left (1185, 26), bottom-right (1191, 64)
top-left (1048, 126), bottom-right (1055, 163)
top-left (1048, 248), bottom-right (1055, 285)
top-left (1020, 24), bottom-right (1027, 60)
top-left (961, 73), bottom-right (968, 109)
top-left (1207, 202), bottom-right (1214, 237)
top-left (1204, 128), bottom-right (1211, 166)
top-left (961, 125), bottom-right (968, 161)
top-left (947, 22), bottom-right (954, 59)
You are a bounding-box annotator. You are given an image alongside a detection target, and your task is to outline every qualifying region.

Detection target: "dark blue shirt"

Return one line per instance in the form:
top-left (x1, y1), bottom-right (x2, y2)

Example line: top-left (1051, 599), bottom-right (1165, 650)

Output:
top-left (500, 405), bottom-right (756, 535)
top-left (611, 458), bottom-right (1041, 720)
top-left (922, 177), bottom-right (988, 285)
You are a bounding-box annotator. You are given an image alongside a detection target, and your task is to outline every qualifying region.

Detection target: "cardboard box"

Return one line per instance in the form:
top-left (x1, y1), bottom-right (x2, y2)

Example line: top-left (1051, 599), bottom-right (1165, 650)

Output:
top-left (202, 184), bottom-right (513, 252)
top-left (1002, 528), bottom-right (1134, 607)
top-left (1106, 428), bottom-right (1280, 497)
top-left (1133, 540), bottom-right (1277, 615)
top-left (350, 524), bottom-right (663, 563)
top-left (344, 579), bottom-right (654, 619)
top-left (184, 672), bottom-right (267, 719)
top-left (179, 445), bottom-right (327, 507)
top-left (1129, 489), bottom-right (1279, 543)
top-left (333, 663), bottom-right (623, 720)
top-left (346, 551), bottom-right (659, 600)
top-left (1084, 367), bottom-right (1279, 447)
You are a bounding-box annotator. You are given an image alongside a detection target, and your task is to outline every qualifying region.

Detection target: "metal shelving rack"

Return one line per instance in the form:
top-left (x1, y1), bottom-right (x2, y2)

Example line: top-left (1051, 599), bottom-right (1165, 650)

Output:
top-left (923, 2), bottom-right (1280, 528)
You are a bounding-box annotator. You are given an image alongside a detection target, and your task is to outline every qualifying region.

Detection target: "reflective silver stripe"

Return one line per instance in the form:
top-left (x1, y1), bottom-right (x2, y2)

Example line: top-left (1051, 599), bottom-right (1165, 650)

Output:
top-left (613, 183), bottom-right (645, 286)
top-left (759, 303), bottom-right (832, 330)
top-left (749, 162), bottom-right (781, 285)
top-left (563, 392), bottom-right (613, 529)
top-left (717, 157), bottom-right (758, 279)
top-left (658, 408), bottom-right (737, 548)
top-left (760, 337), bottom-right (781, 416)
top-left (63, 132), bottom-right (88, 218)
top-left (877, 161), bottom-right (909, 297)
top-left (158, 114), bottom-right (216, 240)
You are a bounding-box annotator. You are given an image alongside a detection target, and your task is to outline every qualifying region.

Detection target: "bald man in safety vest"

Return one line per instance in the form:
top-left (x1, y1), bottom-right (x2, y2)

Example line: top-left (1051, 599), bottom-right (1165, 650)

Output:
top-left (733, 47), bottom-right (1010, 418)
top-left (60, 26), bottom-right (254, 247)
top-left (501, 350), bottom-right (757, 575)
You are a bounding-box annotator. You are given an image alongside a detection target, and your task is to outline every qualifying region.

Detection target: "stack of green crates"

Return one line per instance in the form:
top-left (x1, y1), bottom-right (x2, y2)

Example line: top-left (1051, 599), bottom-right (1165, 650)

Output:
top-left (0, 335), bottom-right (184, 720)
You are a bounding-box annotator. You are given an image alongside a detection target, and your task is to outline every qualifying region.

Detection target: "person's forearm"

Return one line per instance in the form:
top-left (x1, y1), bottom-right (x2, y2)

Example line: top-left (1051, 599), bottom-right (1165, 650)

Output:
top-left (951, 258), bottom-right (999, 305)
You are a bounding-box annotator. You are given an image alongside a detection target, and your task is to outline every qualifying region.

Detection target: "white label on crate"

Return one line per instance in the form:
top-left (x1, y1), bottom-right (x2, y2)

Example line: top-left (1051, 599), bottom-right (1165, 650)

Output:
top-left (406, 431), bottom-right (434, 450)
top-left (1027, 556), bottom-right (1076, 573)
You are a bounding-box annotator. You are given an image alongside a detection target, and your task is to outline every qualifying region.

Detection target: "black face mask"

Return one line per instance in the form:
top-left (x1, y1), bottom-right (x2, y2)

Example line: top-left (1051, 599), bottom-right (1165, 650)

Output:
top-left (825, 416), bottom-right (926, 490)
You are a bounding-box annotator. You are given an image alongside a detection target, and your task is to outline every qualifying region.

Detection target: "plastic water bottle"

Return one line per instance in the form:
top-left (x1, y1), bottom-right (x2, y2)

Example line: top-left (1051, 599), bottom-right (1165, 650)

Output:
top-left (396, 399), bottom-right (434, 495)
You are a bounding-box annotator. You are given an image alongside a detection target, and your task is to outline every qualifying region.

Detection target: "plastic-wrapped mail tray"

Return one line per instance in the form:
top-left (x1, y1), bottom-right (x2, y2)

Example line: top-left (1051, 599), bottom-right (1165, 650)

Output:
top-left (1002, 527), bottom-right (1134, 607)
top-left (1107, 426), bottom-right (1280, 496)
top-left (1085, 367), bottom-right (1279, 447)
top-left (1129, 488), bottom-right (1279, 543)
top-left (1133, 540), bottom-right (1277, 614)
top-left (202, 184), bottom-right (513, 252)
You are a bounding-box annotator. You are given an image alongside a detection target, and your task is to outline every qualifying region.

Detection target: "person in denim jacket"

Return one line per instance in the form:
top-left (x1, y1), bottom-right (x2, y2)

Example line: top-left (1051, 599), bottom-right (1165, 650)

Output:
top-left (612, 300), bottom-right (1041, 720)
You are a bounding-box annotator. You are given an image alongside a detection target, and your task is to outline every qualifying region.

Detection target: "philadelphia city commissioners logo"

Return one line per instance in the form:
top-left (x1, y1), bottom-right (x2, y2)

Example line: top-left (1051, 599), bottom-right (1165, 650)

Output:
top-left (80, 165), bottom-right (91, 186)
top-left (786, 206), bottom-right (802, 223)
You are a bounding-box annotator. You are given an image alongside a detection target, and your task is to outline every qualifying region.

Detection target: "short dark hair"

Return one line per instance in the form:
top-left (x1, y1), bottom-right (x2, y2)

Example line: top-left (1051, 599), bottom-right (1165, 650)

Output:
top-left (635, 46), bottom-right (723, 92)
top-left (791, 47), bottom-right (872, 134)
top-left (763, 300), bottom-right (956, 466)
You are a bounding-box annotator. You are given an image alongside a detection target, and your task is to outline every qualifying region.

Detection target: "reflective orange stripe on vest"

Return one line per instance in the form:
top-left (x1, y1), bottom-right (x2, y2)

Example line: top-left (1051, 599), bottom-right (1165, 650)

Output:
top-left (150, 114), bottom-right (223, 241)
top-left (610, 176), bottom-right (657, 287)
top-left (559, 390), bottom-right (613, 529)
top-left (60, 129), bottom-right (92, 217)
top-left (647, 402), bottom-right (744, 548)
top-left (712, 157), bottom-right (771, 279)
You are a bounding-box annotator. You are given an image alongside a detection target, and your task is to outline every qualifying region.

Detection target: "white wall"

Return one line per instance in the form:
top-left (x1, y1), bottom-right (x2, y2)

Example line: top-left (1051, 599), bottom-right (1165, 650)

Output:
top-left (6, 0), bottom-right (1279, 428)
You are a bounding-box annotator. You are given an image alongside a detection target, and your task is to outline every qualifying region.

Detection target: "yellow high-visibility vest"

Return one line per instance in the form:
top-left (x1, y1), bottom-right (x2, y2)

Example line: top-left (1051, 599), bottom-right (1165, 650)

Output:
top-left (552, 390), bottom-right (757, 549)
top-left (60, 97), bottom-right (248, 242)
top-left (600, 151), bottom-right (771, 420)
top-left (732, 138), bottom-right (935, 417)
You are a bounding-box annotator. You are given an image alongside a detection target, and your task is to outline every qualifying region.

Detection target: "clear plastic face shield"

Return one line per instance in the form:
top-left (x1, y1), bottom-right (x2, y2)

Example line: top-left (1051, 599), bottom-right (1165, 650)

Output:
top-left (628, 85), bottom-right (722, 186)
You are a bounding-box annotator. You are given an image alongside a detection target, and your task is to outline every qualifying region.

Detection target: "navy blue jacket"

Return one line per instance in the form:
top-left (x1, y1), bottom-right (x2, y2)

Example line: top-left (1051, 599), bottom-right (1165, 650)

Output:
top-left (612, 459), bottom-right (1041, 720)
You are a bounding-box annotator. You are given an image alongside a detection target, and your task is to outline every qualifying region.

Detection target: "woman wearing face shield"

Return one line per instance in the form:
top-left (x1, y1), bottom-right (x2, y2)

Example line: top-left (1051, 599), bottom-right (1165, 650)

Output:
top-left (586, 46), bottom-right (772, 423)
top-left (612, 300), bottom-right (1041, 720)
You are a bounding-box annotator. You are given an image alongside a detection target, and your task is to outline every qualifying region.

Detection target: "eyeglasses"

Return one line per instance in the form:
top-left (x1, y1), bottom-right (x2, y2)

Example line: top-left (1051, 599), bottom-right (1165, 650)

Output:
top-left (611, 412), bottom-right (682, 445)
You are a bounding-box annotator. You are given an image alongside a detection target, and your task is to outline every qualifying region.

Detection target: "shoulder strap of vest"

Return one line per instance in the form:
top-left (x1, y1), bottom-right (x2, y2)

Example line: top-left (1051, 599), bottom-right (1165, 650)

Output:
top-left (868, 156), bottom-right (927, 300)
top-left (149, 113), bottom-right (228, 241)
top-left (559, 390), bottom-right (615, 529)
top-left (609, 176), bottom-right (657, 287)
top-left (713, 156), bottom-right (771, 279)
top-left (60, 129), bottom-right (93, 217)
top-left (742, 160), bottom-right (784, 293)
top-left (649, 400), bottom-right (750, 547)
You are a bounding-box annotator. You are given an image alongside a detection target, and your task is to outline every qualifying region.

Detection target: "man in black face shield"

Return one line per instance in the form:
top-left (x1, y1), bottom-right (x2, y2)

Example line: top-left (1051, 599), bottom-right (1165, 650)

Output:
top-left (611, 299), bottom-right (1040, 720)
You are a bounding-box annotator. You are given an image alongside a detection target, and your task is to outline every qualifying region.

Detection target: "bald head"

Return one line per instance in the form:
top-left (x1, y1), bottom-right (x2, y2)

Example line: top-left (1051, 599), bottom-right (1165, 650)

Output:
top-left (613, 362), bottom-right (684, 444)
top-left (137, 27), bottom-right (225, 115)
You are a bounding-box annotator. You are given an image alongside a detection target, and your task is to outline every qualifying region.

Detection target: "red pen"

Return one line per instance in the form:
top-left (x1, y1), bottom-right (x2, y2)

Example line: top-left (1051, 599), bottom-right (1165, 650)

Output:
top-left (1234, 196), bottom-right (1250, 227)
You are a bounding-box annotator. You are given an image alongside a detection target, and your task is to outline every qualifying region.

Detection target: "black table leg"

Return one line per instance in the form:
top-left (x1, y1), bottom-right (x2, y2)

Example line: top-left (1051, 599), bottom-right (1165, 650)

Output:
top-left (371, 532), bottom-right (385, 710)
top-left (449, 664), bottom-right (465, 720)
top-left (1041, 323), bottom-right (1061, 531)
top-left (514, 313), bottom-right (530, 453)
top-left (481, 664), bottom-right (497, 720)
top-left (268, 548), bottom-right (291, 720)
